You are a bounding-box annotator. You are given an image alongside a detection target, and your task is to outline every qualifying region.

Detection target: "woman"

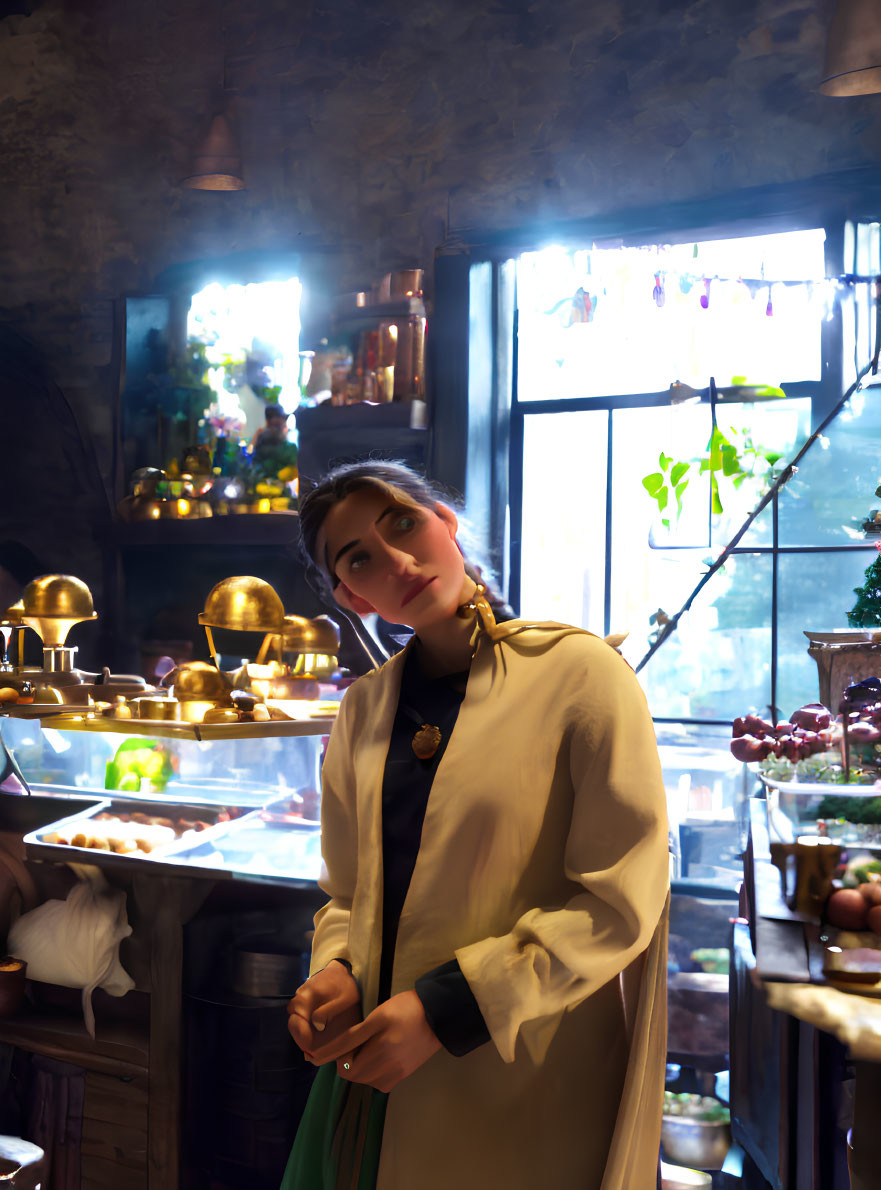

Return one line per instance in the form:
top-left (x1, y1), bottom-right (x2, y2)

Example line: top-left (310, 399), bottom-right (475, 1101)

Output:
top-left (283, 461), bottom-right (669, 1190)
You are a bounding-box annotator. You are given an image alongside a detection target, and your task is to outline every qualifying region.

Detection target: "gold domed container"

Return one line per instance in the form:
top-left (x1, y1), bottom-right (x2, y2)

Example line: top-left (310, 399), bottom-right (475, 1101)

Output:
top-left (284, 614), bottom-right (341, 681)
top-left (19, 575), bottom-right (98, 648)
top-left (199, 576), bottom-right (287, 670)
top-left (169, 661), bottom-right (231, 700)
top-left (168, 660), bottom-right (232, 723)
top-left (199, 576), bottom-right (285, 632)
top-left (287, 615), bottom-right (341, 655)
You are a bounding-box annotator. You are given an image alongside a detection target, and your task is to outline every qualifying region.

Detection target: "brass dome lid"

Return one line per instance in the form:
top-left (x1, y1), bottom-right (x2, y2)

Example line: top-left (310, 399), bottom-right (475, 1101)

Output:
top-left (2, 603), bottom-right (23, 626)
top-left (198, 576), bottom-right (285, 632)
top-left (281, 614), bottom-right (340, 653)
top-left (22, 575), bottom-right (96, 620)
top-left (169, 660), bottom-right (231, 701)
top-left (18, 575), bottom-right (97, 646)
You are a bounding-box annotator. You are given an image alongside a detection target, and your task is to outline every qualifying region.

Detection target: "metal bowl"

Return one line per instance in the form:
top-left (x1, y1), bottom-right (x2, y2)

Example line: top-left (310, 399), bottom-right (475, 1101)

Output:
top-left (199, 576), bottom-right (285, 632)
top-left (232, 940), bottom-right (309, 998)
top-left (661, 1116), bottom-right (731, 1170)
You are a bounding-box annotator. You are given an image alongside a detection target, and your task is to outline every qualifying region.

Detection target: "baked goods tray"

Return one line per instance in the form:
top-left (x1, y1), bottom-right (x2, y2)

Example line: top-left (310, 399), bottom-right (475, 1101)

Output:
top-left (22, 796), bottom-right (256, 875)
top-left (152, 813), bottom-right (322, 887)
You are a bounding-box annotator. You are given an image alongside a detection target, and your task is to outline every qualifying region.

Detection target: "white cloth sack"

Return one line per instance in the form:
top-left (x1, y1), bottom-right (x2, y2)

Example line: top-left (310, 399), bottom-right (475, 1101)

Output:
top-left (8, 867), bottom-right (134, 1037)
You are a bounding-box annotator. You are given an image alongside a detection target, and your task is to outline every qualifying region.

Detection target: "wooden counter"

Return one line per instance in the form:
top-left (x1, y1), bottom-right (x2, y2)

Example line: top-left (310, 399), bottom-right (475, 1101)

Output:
top-left (747, 796), bottom-right (881, 1189)
top-left (2, 790), bottom-right (325, 1190)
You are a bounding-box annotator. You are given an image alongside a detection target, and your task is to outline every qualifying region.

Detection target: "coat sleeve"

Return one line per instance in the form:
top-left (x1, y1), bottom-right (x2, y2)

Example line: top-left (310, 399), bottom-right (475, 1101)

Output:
top-left (455, 639), bottom-right (670, 1064)
top-left (309, 688), bottom-right (359, 977)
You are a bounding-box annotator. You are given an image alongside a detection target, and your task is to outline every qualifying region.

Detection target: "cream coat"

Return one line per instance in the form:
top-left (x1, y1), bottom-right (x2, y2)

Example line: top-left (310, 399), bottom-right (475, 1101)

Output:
top-left (310, 622), bottom-right (670, 1190)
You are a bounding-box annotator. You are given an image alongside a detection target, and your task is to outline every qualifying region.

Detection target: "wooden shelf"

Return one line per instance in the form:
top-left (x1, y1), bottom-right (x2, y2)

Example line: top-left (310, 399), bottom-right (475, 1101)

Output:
top-left (296, 400), bottom-right (427, 432)
top-left (0, 1008), bottom-right (149, 1076)
top-left (332, 296), bottom-right (426, 330)
top-left (102, 513), bottom-right (299, 548)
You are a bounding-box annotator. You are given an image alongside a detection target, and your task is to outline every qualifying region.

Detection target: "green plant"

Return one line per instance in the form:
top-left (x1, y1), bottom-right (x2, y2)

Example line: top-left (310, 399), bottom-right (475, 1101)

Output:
top-left (642, 424), bottom-right (787, 528)
top-left (848, 546), bottom-right (881, 628)
top-left (642, 453), bottom-right (689, 529)
top-left (252, 383), bottom-right (283, 404)
top-left (169, 340), bottom-right (213, 392)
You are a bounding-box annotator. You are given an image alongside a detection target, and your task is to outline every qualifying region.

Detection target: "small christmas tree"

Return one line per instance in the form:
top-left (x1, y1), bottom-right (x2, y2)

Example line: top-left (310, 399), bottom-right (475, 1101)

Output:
top-left (848, 543), bottom-right (881, 627)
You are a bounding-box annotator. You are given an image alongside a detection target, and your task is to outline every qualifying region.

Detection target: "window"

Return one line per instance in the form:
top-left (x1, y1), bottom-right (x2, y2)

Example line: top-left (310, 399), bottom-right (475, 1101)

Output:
top-left (508, 228), bottom-right (834, 705)
top-left (188, 277), bottom-right (303, 446)
top-left (467, 220), bottom-right (880, 887)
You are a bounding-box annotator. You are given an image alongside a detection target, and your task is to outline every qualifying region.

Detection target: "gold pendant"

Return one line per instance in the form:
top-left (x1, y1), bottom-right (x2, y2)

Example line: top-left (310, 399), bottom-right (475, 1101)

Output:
top-left (412, 723), bottom-right (442, 760)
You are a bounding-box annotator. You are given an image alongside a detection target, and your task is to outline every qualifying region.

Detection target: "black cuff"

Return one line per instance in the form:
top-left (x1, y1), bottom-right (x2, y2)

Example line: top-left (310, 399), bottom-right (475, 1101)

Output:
top-left (414, 959), bottom-right (491, 1057)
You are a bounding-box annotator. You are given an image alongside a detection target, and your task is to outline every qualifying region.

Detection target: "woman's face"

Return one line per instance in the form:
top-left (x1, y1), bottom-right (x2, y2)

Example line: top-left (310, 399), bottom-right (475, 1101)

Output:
top-left (318, 486), bottom-right (469, 628)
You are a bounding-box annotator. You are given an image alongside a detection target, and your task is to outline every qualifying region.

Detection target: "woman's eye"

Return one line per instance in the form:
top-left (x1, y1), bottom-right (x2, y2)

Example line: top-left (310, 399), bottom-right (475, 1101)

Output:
top-left (395, 514), bottom-right (417, 532)
top-left (348, 551), bottom-right (370, 572)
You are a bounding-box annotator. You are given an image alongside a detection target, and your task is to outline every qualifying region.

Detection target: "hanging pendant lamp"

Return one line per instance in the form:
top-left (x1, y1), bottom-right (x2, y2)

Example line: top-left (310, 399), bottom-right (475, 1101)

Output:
top-left (182, 113), bottom-right (246, 190)
top-left (820, 0), bottom-right (881, 96)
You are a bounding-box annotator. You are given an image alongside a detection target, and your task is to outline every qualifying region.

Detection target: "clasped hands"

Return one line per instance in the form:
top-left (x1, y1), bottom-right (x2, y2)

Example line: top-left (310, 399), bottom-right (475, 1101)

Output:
top-left (286, 959), bottom-right (441, 1093)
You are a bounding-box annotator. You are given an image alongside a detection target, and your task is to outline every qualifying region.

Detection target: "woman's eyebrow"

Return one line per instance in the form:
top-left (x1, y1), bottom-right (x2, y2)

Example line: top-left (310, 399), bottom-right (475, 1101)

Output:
top-left (331, 506), bottom-right (399, 570)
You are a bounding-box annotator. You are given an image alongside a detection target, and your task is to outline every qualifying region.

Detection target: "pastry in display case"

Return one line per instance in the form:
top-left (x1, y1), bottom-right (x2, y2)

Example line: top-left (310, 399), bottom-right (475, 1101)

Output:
top-left (1, 711), bottom-right (327, 886)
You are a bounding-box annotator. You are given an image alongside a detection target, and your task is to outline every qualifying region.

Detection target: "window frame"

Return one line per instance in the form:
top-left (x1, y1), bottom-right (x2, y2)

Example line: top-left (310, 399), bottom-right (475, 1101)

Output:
top-left (447, 204), bottom-right (881, 728)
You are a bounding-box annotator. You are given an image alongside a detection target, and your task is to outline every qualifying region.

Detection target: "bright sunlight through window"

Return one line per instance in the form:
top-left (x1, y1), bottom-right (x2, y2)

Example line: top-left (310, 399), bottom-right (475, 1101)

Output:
top-left (187, 278), bottom-right (302, 442)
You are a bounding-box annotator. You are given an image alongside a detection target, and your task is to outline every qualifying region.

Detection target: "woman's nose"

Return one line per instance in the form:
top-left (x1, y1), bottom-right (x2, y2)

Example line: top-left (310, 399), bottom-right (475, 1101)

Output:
top-left (379, 540), bottom-right (417, 576)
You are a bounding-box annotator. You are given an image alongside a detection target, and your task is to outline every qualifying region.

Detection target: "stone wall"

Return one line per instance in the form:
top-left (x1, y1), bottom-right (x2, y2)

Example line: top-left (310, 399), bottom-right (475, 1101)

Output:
top-left (0, 0), bottom-right (878, 633)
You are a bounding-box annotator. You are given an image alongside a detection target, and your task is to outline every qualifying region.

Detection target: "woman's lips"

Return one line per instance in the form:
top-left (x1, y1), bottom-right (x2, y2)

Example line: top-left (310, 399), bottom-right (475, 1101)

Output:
top-left (401, 576), bottom-right (436, 607)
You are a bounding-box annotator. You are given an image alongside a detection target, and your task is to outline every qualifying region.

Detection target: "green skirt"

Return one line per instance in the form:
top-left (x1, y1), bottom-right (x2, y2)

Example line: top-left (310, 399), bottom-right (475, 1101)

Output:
top-left (280, 1064), bottom-right (388, 1190)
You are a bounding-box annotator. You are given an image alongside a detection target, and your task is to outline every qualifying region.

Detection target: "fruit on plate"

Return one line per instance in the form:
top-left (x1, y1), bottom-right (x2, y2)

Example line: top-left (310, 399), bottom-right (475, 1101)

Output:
top-left (791, 704), bottom-right (833, 732)
top-left (869, 904), bottom-right (881, 935)
top-left (827, 888), bottom-right (870, 930)
top-left (730, 703), bottom-right (834, 764)
top-left (858, 880), bottom-right (881, 906)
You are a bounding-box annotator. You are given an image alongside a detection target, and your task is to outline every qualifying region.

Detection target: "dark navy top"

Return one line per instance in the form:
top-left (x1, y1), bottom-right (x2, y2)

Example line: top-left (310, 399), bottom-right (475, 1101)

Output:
top-left (377, 644), bottom-right (490, 1056)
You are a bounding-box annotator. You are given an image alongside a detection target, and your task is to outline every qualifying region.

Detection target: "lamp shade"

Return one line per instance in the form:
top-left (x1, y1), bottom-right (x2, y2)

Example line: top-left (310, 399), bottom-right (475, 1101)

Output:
top-left (820, 0), bottom-right (881, 96)
top-left (182, 114), bottom-right (245, 190)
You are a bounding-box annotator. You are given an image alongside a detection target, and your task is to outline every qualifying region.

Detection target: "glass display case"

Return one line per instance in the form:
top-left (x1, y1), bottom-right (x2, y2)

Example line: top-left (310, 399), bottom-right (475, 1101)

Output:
top-left (657, 724), bottom-right (755, 889)
top-left (0, 713), bottom-right (329, 887)
top-left (762, 774), bottom-right (881, 848)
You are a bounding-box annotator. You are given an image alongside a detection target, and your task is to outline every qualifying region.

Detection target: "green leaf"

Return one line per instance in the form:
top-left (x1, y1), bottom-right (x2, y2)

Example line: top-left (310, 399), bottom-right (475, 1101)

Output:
top-left (659, 452), bottom-right (672, 471)
top-left (674, 479), bottom-right (689, 502)
top-left (732, 474), bottom-right (747, 489)
top-left (763, 451), bottom-right (782, 467)
top-left (661, 518), bottom-right (670, 529)
top-left (657, 487), bottom-right (669, 512)
top-left (642, 473), bottom-right (665, 496)
top-left (711, 479), bottom-right (723, 515)
top-left (720, 446), bottom-right (741, 477)
top-left (670, 461), bottom-right (689, 486)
